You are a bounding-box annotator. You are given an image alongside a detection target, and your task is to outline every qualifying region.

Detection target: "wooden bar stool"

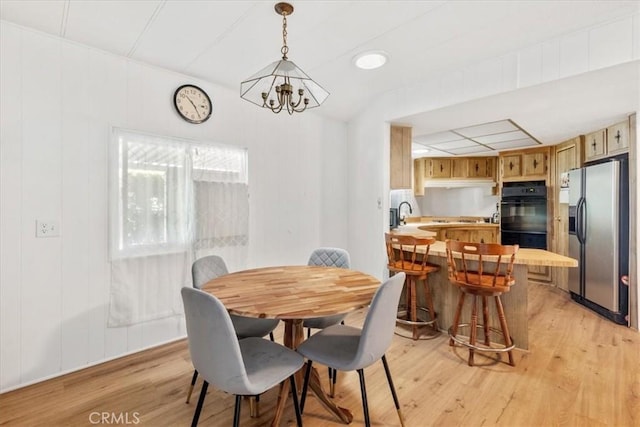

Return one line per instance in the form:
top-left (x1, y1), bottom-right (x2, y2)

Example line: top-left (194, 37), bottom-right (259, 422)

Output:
top-left (445, 240), bottom-right (519, 366)
top-left (385, 233), bottom-right (440, 340)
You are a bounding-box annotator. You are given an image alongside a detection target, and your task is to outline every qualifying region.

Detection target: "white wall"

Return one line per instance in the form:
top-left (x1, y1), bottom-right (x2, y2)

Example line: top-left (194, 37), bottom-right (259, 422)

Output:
top-left (347, 13), bottom-right (640, 282)
top-left (0, 22), bottom-right (348, 392)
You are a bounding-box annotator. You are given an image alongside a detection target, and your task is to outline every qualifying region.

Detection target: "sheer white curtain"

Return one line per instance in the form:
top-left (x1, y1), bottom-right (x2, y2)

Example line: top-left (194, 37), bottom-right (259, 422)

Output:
top-left (108, 128), bottom-right (248, 326)
top-left (191, 144), bottom-right (249, 272)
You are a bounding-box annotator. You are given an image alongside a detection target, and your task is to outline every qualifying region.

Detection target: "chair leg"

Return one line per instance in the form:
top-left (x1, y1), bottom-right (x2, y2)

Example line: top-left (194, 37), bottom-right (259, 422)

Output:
top-left (250, 394), bottom-right (261, 417)
top-left (233, 395), bottom-right (242, 427)
top-left (357, 369), bottom-right (371, 427)
top-left (495, 295), bottom-right (515, 366)
top-left (330, 368), bottom-right (338, 398)
top-left (449, 291), bottom-right (466, 346)
top-left (469, 295), bottom-right (478, 366)
top-left (300, 361), bottom-right (313, 412)
top-left (307, 328), bottom-right (311, 339)
top-left (186, 369), bottom-right (199, 403)
top-left (191, 380), bottom-right (208, 427)
top-left (269, 332), bottom-right (274, 342)
top-left (289, 375), bottom-right (303, 427)
top-left (381, 355), bottom-right (406, 427)
top-left (482, 296), bottom-right (491, 346)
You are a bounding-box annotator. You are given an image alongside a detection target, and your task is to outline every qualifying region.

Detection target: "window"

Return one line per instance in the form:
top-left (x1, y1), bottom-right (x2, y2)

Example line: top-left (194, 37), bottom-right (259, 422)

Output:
top-left (110, 128), bottom-right (248, 260)
top-left (108, 129), bottom-right (248, 326)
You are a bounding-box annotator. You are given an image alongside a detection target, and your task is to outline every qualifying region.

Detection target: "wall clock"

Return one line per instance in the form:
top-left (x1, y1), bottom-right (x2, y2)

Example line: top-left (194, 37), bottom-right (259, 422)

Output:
top-left (173, 84), bottom-right (212, 124)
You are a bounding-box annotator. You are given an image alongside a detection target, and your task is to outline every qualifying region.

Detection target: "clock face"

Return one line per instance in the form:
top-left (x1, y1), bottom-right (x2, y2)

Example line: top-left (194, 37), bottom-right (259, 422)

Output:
top-left (173, 85), bottom-right (212, 124)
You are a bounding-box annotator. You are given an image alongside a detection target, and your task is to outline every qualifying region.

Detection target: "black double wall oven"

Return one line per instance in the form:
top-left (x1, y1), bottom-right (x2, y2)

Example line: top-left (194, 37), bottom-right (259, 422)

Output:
top-left (500, 181), bottom-right (547, 249)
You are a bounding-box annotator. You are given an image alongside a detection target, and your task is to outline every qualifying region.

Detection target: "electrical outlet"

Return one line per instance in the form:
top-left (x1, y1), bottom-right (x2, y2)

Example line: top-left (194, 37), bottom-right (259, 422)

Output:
top-left (36, 220), bottom-right (60, 237)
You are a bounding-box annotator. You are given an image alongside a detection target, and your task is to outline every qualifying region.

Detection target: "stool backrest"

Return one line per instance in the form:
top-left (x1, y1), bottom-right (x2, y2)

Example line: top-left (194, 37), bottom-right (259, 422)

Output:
top-left (385, 233), bottom-right (436, 272)
top-left (445, 240), bottom-right (518, 288)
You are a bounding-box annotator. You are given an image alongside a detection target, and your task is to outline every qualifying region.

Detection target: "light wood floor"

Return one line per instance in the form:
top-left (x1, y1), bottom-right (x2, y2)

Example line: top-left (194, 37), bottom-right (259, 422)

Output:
top-left (1, 282), bottom-right (639, 426)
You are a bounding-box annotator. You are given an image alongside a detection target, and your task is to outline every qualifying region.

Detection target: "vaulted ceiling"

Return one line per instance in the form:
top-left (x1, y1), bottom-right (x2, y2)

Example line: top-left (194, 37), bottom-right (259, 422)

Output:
top-left (1, 0), bottom-right (638, 154)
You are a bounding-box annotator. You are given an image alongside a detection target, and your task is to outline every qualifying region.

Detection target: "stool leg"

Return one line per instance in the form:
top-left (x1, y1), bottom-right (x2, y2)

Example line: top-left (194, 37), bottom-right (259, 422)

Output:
top-left (402, 280), bottom-right (410, 321)
top-left (423, 276), bottom-right (438, 332)
top-left (449, 291), bottom-right (465, 346)
top-left (495, 295), bottom-right (515, 366)
top-left (482, 296), bottom-right (491, 346)
top-left (409, 278), bottom-right (419, 340)
top-left (469, 295), bottom-right (478, 366)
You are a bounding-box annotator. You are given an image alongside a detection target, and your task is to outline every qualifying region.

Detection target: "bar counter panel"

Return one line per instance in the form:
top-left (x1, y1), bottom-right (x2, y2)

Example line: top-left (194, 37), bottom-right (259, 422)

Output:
top-left (388, 233), bottom-right (577, 350)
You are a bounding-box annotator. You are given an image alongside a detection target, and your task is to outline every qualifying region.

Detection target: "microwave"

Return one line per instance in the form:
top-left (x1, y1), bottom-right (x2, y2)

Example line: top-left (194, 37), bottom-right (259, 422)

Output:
top-left (390, 208), bottom-right (399, 229)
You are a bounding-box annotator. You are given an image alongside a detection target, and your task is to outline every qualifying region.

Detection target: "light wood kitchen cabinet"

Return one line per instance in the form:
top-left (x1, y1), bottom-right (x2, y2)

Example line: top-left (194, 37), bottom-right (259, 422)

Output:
top-left (390, 125), bottom-right (412, 189)
top-left (501, 154), bottom-right (522, 179)
top-left (469, 228), bottom-right (497, 244)
top-left (451, 158), bottom-right (468, 178)
top-left (584, 120), bottom-right (630, 162)
top-left (441, 227), bottom-right (497, 244)
top-left (419, 157), bottom-right (496, 180)
top-left (442, 228), bottom-right (469, 242)
top-left (499, 147), bottom-right (550, 182)
top-left (550, 136), bottom-right (584, 290)
top-left (467, 157), bottom-right (494, 178)
top-left (584, 129), bottom-right (606, 162)
top-left (523, 151), bottom-right (547, 177)
top-left (413, 158), bottom-right (426, 196)
top-left (429, 158), bottom-right (451, 178)
top-left (606, 120), bottom-right (630, 155)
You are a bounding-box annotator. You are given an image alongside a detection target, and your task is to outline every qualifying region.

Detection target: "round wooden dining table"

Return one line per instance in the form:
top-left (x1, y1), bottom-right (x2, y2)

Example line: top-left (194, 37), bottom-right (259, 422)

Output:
top-left (201, 265), bottom-right (381, 426)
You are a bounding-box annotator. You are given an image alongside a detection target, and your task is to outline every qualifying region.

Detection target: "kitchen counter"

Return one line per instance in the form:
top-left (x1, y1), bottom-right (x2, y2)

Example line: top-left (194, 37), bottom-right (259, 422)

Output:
top-left (387, 227), bottom-right (578, 349)
top-left (392, 221), bottom-right (500, 244)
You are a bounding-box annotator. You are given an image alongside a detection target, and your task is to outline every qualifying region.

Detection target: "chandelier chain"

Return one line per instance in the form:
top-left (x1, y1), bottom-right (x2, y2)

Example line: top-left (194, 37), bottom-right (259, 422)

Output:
top-left (281, 13), bottom-right (289, 59)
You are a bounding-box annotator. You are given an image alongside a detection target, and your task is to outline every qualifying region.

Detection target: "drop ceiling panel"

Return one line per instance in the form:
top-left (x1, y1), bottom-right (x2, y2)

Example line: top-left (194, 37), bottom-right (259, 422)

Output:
top-left (412, 119), bottom-right (541, 156)
top-left (472, 130), bottom-right (528, 144)
top-left (413, 131), bottom-right (461, 145)
top-left (485, 139), bottom-right (538, 150)
top-left (455, 120), bottom-right (518, 138)
top-left (447, 145), bottom-right (495, 155)
top-left (431, 139), bottom-right (477, 150)
top-left (65, 0), bottom-right (163, 57)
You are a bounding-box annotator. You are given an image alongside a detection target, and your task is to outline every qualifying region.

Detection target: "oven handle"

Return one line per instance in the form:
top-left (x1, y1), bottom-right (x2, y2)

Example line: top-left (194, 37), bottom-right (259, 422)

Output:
top-left (501, 197), bottom-right (547, 204)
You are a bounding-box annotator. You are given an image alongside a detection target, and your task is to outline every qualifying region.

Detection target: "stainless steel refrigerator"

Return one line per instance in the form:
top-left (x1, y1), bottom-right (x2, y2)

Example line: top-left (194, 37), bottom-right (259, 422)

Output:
top-left (568, 156), bottom-right (629, 325)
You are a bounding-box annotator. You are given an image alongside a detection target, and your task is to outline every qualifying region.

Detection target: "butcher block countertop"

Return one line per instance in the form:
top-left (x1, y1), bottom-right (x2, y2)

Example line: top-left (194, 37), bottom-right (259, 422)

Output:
top-left (390, 226), bottom-right (577, 268)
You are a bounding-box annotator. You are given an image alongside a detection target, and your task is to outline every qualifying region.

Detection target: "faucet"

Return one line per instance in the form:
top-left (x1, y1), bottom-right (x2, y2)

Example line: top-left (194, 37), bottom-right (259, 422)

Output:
top-left (397, 201), bottom-right (413, 225)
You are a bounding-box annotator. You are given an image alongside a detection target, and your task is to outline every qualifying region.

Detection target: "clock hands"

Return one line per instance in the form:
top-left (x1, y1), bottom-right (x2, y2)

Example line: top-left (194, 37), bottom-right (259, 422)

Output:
top-left (186, 95), bottom-right (201, 119)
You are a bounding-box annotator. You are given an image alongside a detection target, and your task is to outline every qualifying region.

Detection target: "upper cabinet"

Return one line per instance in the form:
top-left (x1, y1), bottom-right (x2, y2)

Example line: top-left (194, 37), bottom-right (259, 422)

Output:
top-left (422, 157), bottom-right (495, 180)
top-left (429, 158), bottom-right (451, 178)
top-left (499, 146), bottom-right (550, 182)
top-left (467, 157), bottom-right (494, 178)
top-left (413, 156), bottom-right (497, 195)
top-left (606, 121), bottom-right (630, 155)
top-left (584, 120), bottom-right (630, 162)
top-left (390, 125), bottom-right (412, 189)
top-left (584, 129), bottom-right (606, 160)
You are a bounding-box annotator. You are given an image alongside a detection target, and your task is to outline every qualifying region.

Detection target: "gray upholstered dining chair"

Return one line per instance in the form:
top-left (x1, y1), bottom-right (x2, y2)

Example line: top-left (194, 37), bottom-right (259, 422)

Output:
top-left (297, 272), bottom-right (407, 427)
top-left (181, 287), bottom-right (303, 426)
top-left (303, 247), bottom-right (350, 396)
top-left (186, 255), bottom-right (280, 404)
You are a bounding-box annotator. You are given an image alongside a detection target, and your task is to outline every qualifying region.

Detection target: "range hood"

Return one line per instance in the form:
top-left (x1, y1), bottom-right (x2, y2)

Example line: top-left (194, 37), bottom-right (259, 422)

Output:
top-left (423, 179), bottom-right (496, 189)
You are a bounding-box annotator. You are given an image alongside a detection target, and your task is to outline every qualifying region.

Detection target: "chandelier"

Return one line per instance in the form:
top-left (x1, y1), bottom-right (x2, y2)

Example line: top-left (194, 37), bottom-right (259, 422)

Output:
top-left (240, 2), bottom-right (329, 115)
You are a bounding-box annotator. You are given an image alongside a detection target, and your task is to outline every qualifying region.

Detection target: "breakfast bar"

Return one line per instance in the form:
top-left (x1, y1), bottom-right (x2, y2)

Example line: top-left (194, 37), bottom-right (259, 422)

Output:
top-left (390, 228), bottom-right (578, 350)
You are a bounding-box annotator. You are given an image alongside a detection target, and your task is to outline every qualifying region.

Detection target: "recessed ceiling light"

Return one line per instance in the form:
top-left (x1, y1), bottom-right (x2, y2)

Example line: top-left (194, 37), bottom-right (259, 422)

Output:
top-left (353, 51), bottom-right (388, 70)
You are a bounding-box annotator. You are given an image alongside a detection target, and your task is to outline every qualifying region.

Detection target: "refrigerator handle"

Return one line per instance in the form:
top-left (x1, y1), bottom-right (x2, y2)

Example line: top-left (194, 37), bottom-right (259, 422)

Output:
top-left (577, 197), bottom-right (586, 244)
